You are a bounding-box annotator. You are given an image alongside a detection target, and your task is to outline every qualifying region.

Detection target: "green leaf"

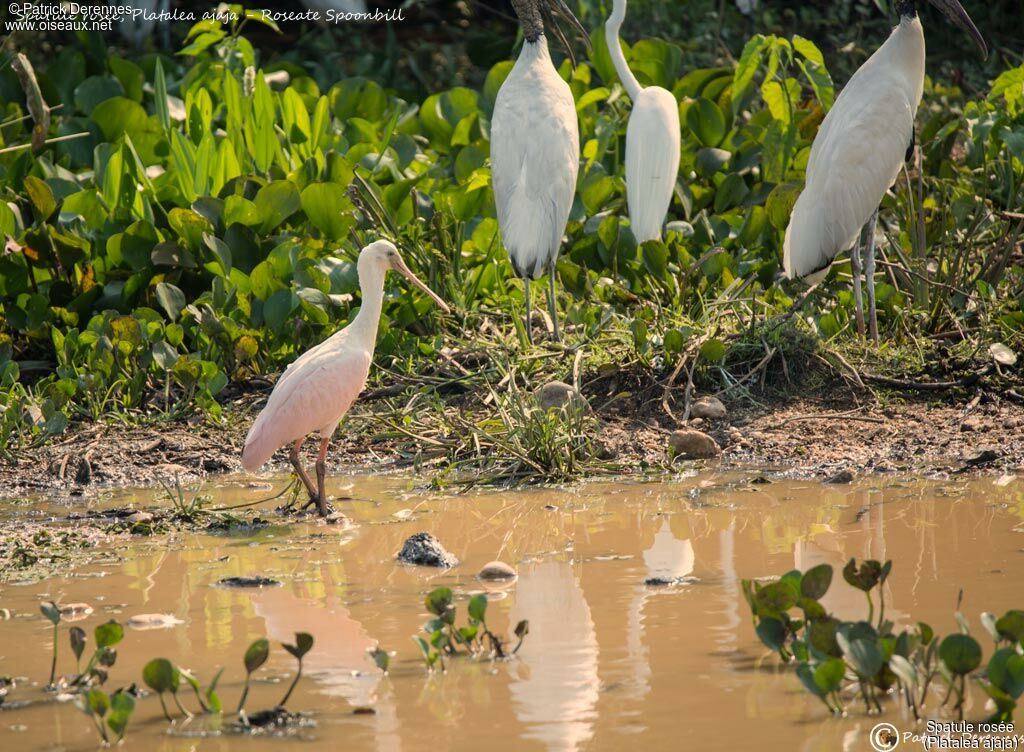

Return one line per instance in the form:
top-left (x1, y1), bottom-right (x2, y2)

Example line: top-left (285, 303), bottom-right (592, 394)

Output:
top-left (153, 58), bottom-right (170, 131)
top-left (85, 689), bottom-right (110, 717)
top-left (686, 97), bottom-right (726, 147)
top-left (889, 654), bottom-right (919, 690)
top-left (142, 658), bottom-right (175, 693)
top-left (41, 601), bottom-right (61, 625)
top-left (796, 661), bottom-right (826, 698)
top-left (94, 620), bottom-right (124, 649)
top-left (155, 282), bottom-right (187, 322)
top-left (244, 638), bottom-right (270, 674)
top-left (765, 182), bottom-right (803, 231)
top-left (755, 617), bottom-right (787, 652)
top-left (995, 610), bottom-right (1024, 643)
top-left (254, 181), bottom-right (301, 234)
top-left (842, 559), bottom-right (883, 592)
top-left (70, 626), bottom-right (87, 661)
top-left (800, 564), bottom-right (833, 601)
top-left (367, 646), bottom-right (390, 673)
top-left (988, 647), bottom-right (1024, 699)
top-left (107, 689), bottom-right (135, 738)
top-left (300, 183), bottom-right (351, 241)
top-left (284, 632), bottom-right (314, 659)
top-left (732, 35), bottom-right (768, 116)
top-left (425, 587), bottom-right (454, 617)
top-left (24, 176), bottom-right (57, 223)
top-left (939, 634), bottom-right (983, 676)
top-left (91, 96), bottom-right (149, 141)
top-left (468, 594), bottom-right (487, 623)
top-left (814, 657), bottom-right (846, 693)
top-left (699, 338), bottom-right (727, 364)
top-left (837, 634), bottom-right (884, 679)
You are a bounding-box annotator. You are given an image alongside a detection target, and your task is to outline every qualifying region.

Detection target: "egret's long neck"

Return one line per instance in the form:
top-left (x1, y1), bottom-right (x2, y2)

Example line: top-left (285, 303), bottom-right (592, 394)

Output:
top-left (605, 0), bottom-right (642, 100)
top-left (349, 263), bottom-right (387, 346)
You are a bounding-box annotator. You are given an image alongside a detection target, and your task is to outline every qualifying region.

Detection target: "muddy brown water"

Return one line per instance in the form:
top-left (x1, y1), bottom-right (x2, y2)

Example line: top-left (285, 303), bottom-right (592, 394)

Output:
top-left (1, 471), bottom-right (1022, 751)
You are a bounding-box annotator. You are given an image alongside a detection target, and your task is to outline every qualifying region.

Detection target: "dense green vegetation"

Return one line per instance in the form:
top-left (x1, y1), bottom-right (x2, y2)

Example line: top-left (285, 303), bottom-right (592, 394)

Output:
top-left (1, 2), bottom-right (1022, 463)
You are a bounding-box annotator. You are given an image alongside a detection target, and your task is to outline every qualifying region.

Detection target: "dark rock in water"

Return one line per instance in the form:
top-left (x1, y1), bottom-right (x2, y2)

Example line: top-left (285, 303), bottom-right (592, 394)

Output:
top-left (478, 560), bottom-right (517, 580)
top-left (352, 707), bottom-right (377, 715)
top-left (961, 447), bottom-right (1000, 467)
top-left (216, 576), bottom-right (281, 588)
top-left (645, 576), bottom-right (700, 587)
top-left (397, 532), bottom-right (458, 568)
top-left (826, 469), bottom-right (855, 484)
top-left (231, 706), bottom-right (314, 733)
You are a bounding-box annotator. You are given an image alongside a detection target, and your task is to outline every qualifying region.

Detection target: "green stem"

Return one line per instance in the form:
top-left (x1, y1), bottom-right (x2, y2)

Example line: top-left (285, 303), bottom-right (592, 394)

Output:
top-left (49, 623), bottom-right (58, 687)
top-left (158, 693), bottom-right (173, 723)
top-left (278, 659), bottom-right (302, 708)
top-left (865, 591), bottom-right (874, 625)
top-left (172, 690), bottom-right (192, 717)
top-left (236, 676), bottom-right (251, 715)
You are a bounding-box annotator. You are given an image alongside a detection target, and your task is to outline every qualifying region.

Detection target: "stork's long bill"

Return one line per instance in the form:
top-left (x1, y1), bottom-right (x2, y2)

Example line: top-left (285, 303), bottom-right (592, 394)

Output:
top-left (927, 0), bottom-right (988, 58)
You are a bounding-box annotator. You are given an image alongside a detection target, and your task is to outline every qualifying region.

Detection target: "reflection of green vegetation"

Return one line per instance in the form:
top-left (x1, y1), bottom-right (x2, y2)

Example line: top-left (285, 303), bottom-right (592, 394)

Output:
top-left (742, 560), bottom-right (1024, 722)
top-left (1, 4), bottom-right (1022, 480)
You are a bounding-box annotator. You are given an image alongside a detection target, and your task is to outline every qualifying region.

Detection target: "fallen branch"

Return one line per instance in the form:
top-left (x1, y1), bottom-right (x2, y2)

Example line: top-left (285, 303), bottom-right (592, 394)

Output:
top-left (861, 366), bottom-right (992, 392)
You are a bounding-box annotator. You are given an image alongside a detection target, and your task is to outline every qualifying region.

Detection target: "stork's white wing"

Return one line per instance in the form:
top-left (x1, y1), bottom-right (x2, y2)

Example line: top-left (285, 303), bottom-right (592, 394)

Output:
top-left (491, 39), bottom-right (580, 279)
top-left (625, 87), bottom-right (681, 243)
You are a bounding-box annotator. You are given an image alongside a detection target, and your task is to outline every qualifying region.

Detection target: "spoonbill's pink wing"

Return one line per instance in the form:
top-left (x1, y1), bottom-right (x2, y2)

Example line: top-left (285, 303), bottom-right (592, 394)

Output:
top-left (241, 337), bottom-right (372, 470)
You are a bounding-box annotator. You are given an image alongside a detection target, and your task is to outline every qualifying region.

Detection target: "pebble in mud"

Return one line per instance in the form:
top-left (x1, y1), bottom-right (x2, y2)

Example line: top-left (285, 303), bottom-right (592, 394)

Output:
top-left (126, 613), bottom-right (184, 630)
top-left (690, 396), bottom-right (727, 421)
top-left (215, 576), bottom-right (282, 588)
top-left (57, 603), bottom-right (93, 620)
top-left (477, 561), bottom-right (517, 581)
top-left (397, 532), bottom-right (458, 568)
top-left (668, 429), bottom-right (720, 459)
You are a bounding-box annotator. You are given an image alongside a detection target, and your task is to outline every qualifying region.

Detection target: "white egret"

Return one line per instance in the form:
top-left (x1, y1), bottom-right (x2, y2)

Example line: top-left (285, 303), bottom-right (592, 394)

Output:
top-left (491, 0), bottom-right (588, 343)
top-left (605, 0), bottom-right (681, 243)
top-left (783, 0), bottom-right (986, 342)
top-left (241, 240), bottom-right (449, 515)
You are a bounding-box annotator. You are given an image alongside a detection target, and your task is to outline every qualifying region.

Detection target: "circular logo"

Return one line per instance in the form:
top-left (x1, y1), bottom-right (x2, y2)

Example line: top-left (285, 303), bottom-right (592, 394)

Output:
top-left (870, 723), bottom-right (900, 751)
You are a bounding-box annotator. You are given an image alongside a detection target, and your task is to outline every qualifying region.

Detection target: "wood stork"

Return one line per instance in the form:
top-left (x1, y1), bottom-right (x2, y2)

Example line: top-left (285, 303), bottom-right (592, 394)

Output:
top-left (241, 241), bottom-right (449, 515)
top-left (783, 0), bottom-right (986, 342)
top-left (605, 0), bottom-right (681, 243)
top-left (491, 0), bottom-right (588, 343)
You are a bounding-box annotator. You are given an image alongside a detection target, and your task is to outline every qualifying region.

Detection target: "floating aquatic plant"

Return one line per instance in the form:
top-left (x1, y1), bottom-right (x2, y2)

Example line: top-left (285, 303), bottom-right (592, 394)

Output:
top-left (279, 633), bottom-right (314, 708)
top-left (237, 638), bottom-right (270, 716)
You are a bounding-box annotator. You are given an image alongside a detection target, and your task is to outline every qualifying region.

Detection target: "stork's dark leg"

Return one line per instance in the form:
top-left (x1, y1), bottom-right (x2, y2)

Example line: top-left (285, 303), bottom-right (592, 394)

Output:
top-left (547, 263), bottom-right (561, 342)
top-left (864, 210), bottom-right (880, 344)
top-left (314, 436), bottom-right (331, 516)
top-left (524, 277), bottom-right (534, 345)
top-left (289, 439), bottom-right (318, 502)
top-left (850, 234), bottom-right (866, 337)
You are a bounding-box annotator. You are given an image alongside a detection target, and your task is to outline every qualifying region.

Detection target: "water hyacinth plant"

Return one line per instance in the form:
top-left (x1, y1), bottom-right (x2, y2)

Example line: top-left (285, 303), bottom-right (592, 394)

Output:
top-left (742, 560), bottom-right (1024, 722)
top-left (414, 587), bottom-right (528, 671)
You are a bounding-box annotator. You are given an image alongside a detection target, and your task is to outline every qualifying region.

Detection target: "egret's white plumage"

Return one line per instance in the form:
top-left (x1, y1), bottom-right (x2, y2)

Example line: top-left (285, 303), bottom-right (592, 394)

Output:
top-left (783, 16), bottom-right (924, 282)
top-left (491, 0), bottom-right (587, 343)
top-left (242, 240), bottom-right (448, 514)
top-left (492, 37), bottom-right (579, 281)
top-left (605, 0), bottom-right (681, 243)
top-left (783, 0), bottom-right (986, 341)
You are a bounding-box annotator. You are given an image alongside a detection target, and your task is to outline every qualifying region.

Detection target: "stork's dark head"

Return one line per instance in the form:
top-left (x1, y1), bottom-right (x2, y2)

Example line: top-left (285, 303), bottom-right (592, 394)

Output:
top-left (899, 0), bottom-right (988, 59)
top-left (510, 0), bottom-right (590, 66)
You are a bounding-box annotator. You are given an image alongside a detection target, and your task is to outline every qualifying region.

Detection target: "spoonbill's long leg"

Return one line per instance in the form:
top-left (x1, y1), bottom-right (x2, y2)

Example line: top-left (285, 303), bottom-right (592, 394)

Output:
top-left (863, 210), bottom-right (880, 344)
top-left (289, 439), bottom-right (318, 501)
top-left (315, 436), bottom-right (331, 516)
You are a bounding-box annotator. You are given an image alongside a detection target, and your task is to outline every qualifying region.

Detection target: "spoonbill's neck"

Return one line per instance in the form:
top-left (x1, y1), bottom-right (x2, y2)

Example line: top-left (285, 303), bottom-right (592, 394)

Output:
top-left (349, 263), bottom-right (387, 345)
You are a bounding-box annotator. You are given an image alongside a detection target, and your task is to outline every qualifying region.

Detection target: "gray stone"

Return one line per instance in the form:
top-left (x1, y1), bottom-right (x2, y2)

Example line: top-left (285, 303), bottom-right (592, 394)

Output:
top-left (478, 561), bottom-right (517, 580)
top-left (826, 469), bottom-right (855, 484)
top-left (690, 396), bottom-right (727, 420)
top-left (216, 576), bottom-right (281, 588)
top-left (397, 532), bottom-right (458, 568)
top-left (535, 381), bottom-right (587, 411)
top-left (668, 429), bottom-right (721, 459)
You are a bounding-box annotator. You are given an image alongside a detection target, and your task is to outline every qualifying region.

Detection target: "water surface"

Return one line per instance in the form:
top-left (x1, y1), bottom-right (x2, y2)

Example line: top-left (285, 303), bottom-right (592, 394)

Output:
top-left (1, 471), bottom-right (1022, 751)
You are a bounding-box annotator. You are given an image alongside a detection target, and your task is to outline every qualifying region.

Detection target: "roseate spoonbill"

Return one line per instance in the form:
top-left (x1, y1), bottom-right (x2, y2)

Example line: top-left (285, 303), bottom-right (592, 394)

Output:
top-left (605, 0), bottom-right (680, 243)
top-left (783, 0), bottom-right (986, 342)
top-left (491, 0), bottom-right (588, 343)
top-left (241, 240), bottom-right (449, 515)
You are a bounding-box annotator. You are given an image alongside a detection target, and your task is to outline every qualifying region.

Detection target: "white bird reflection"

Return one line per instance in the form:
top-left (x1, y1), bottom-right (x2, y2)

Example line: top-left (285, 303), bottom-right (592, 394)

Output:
top-left (507, 559), bottom-right (599, 752)
top-left (252, 587), bottom-right (401, 752)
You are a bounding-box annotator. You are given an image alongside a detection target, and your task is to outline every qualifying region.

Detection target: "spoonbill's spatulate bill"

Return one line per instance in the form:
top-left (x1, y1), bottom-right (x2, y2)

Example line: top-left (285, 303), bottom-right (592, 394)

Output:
top-left (241, 240), bottom-right (449, 515)
top-left (605, 0), bottom-right (681, 243)
top-left (491, 0), bottom-right (588, 344)
top-left (783, 0), bottom-right (986, 342)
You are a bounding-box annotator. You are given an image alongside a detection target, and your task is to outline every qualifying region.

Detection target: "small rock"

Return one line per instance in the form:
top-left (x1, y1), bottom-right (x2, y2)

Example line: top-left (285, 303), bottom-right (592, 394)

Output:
top-left (960, 417), bottom-right (985, 433)
top-left (57, 603), bottom-right (93, 620)
top-left (397, 532), bottom-right (458, 568)
top-left (535, 381), bottom-right (587, 411)
top-left (126, 511), bottom-right (154, 524)
top-left (826, 469), bottom-right (855, 484)
top-left (690, 396), bottom-right (727, 420)
top-left (645, 576), bottom-right (699, 587)
top-left (352, 707), bottom-right (376, 715)
top-left (962, 448), bottom-right (1000, 467)
top-left (668, 429), bottom-right (720, 460)
top-left (478, 561), bottom-right (517, 581)
top-left (215, 576), bottom-right (281, 588)
top-left (126, 613), bottom-right (184, 630)
top-left (689, 417), bottom-right (705, 429)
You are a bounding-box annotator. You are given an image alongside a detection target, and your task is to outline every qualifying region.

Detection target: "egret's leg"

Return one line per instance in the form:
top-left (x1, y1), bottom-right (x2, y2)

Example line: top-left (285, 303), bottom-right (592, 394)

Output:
top-left (523, 277), bottom-right (533, 345)
top-left (547, 263), bottom-right (561, 342)
top-left (289, 439), bottom-right (318, 501)
top-left (314, 436), bottom-right (331, 516)
top-left (864, 210), bottom-right (880, 344)
top-left (850, 233), bottom-right (866, 337)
